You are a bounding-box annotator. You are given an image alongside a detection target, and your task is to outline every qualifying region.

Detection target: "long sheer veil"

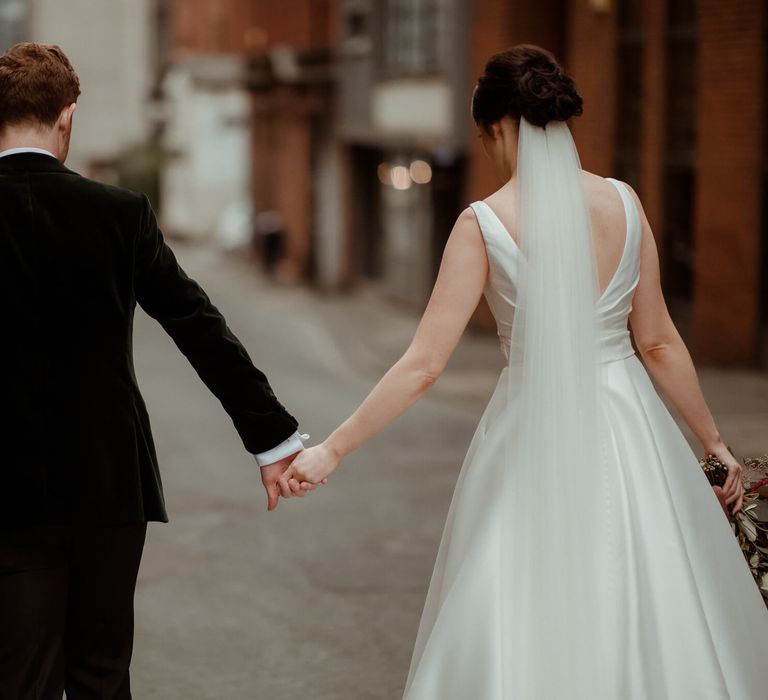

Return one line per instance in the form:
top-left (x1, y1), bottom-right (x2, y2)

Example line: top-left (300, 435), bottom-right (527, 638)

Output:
top-left (501, 117), bottom-right (624, 696)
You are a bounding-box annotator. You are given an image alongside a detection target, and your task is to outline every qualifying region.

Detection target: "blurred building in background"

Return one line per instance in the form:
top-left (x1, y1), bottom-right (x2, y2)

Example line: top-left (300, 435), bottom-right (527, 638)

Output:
top-left (32, 1), bottom-right (158, 182)
top-left (166, 0), bottom-right (337, 277)
top-left (163, 2), bottom-right (253, 242)
top-left (511, 0), bottom-right (767, 369)
top-left (338, 0), bottom-right (767, 368)
top-left (1, 0), bottom-right (766, 368)
top-left (576, 0), bottom-right (765, 368)
top-left (1, 0), bottom-right (164, 199)
top-left (0, 0), bottom-right (26, 50)
top-left (351, 0), bottom-right (766, 369)
top-left (336, 0), bottom-right (469, 304)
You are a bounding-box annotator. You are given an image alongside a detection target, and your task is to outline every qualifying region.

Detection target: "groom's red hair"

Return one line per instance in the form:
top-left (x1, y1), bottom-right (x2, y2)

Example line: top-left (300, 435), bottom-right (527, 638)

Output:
top-left (0, 42), bottom-right (81, 132)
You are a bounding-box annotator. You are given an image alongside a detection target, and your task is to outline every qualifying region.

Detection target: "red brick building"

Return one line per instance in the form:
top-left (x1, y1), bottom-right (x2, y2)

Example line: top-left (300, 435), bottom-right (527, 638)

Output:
top-left (167, 0), bottom-right (766, 368)
top-left (468, 0), bottom-right (767, 366)
top-left (171, 0), bottom-right (336, 57)
top-left (169, 0), bottom-right (337, 280)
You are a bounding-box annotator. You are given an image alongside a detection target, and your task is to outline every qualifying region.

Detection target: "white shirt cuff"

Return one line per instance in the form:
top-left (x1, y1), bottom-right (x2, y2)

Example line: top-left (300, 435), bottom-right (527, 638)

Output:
top-left (254, 431), bottom-right (309, 467)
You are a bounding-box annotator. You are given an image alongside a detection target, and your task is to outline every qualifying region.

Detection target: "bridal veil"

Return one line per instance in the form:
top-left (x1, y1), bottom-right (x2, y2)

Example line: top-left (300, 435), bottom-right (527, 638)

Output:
top-left (500, 116), bottom-right (625, 696)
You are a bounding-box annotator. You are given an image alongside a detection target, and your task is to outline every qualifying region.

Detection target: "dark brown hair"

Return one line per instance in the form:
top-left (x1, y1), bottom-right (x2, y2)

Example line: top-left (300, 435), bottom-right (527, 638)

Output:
top-left (472, 44), bottom-right (583, 129)
top-left (0, 43), bottom-right (81, 131)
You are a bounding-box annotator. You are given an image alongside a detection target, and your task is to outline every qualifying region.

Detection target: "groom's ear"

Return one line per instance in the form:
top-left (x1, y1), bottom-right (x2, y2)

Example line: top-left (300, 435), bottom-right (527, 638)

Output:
top-left (55, 103), bottom-right (77, 162)
top-left (59, 102), bottom-right (77, 130)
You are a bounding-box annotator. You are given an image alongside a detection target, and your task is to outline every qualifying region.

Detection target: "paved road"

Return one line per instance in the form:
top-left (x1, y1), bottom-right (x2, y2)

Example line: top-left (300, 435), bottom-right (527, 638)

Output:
top-left (131, 244), bottom-right (502, 700)
top-left (131, 244), bottom-right (768, 699)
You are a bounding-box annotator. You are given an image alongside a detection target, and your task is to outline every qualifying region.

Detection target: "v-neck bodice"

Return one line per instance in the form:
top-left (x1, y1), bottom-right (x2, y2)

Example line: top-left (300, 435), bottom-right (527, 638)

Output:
top-left (469, 178), bottom-right (642, 363)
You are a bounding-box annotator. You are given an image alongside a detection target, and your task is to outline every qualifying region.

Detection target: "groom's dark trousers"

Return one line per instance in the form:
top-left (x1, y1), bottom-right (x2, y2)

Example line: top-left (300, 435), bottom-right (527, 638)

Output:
top-left (0, 525), bottom-right (146, 699)
top-left (0, 152), bottom-right (299, 699)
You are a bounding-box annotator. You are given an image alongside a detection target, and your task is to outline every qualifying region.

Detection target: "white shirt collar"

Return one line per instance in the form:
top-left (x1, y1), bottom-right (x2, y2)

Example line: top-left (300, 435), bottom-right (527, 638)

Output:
top-left (0, 147), bottom-right (57, 159)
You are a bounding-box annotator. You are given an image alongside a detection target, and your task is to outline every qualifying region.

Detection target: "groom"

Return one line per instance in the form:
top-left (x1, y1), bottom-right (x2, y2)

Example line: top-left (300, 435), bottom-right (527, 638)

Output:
top-left (0, 43), bottom-right (308, 699)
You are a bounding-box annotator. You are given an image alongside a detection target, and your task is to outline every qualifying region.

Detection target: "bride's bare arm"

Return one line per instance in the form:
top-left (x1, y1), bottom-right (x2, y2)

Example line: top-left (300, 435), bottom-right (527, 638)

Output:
top-left (281, 208), bottom-right (488, 488)
top-left (625, 183), bottom-right (743, 511)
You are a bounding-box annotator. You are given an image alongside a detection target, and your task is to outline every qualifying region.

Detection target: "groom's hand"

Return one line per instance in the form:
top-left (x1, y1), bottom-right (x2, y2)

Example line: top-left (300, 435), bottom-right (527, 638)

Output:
top-left (260, 452), bottom-right (302, 512)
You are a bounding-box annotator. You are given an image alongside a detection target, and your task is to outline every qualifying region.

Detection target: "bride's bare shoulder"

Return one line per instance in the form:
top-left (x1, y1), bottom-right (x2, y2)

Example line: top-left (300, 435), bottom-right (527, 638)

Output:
top-left (581, 170), bottom-right (642, 203)
top-left (580, 169), bottom-right (619, 193)
top-left (581, 170), bottom-right (645, 219)
top-left (581, 170), bottom-right (640, 217)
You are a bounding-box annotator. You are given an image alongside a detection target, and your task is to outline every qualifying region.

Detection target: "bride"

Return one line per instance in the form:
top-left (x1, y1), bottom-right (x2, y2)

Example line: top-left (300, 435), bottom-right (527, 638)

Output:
top-left (283, 45), bottom-right (768, 698)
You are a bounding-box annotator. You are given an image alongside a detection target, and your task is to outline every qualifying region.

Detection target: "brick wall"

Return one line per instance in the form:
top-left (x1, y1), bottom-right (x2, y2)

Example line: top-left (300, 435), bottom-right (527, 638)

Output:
top-left (467, 0), bottom-right (566, 204)
top-left (171, 0), bottom-right (253, 54)
top-left (639, 0), bottom-right (666, 243)
top-left (171, 0), bottom-right (767, 366)
top-left (169, 0), bottom-right (337, 280)
top-left (466, 0), bottom-right (619, 203)
top-left (170, 0), bottom-right (337, 55)
top-left (565, 0), bottom-right (617, 176)
top-left (693, 0), bottom-right (766, 365)
top-left (466, 0), bottom-right (767, 366)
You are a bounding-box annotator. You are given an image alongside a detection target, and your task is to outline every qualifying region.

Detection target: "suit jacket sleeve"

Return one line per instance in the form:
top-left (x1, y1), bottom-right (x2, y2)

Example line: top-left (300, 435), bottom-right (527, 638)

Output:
top-left (133, 194), bottom-right (299, 454)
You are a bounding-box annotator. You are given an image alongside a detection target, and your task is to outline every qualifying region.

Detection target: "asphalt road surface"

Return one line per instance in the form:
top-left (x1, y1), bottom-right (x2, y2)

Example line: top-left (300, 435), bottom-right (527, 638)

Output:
top-left (131, 244), bottom-right (768, 700)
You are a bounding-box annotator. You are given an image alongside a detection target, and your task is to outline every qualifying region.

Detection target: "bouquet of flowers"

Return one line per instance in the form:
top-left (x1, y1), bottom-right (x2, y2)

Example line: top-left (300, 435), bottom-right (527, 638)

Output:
top-left (699, 453), bottom-right (768, 606)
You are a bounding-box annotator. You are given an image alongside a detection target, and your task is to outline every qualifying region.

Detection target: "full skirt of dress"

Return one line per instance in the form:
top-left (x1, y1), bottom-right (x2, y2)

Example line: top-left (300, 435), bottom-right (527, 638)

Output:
top-left (402, 355), bottom-right (768, 700)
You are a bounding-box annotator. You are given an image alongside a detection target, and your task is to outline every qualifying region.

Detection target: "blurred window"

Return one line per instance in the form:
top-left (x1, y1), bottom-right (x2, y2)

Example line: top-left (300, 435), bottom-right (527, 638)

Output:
top-left (379, 0), bottom-right (448, 76)
top-left (615, 0), bottom-right (644, 192)
top-left (341, 1), bottom-right (373, 56)
top-left (663, 0), bottom-right (697, 303)
top-left (346, 9), bottom-right (368, 38)
top-left (0, 0), bottom-right (27, 52)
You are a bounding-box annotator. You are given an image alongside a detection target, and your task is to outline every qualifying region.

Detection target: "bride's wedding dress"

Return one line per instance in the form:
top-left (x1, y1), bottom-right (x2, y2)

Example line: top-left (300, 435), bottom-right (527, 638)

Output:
top-left (402, 178), bottom-right (768, 699)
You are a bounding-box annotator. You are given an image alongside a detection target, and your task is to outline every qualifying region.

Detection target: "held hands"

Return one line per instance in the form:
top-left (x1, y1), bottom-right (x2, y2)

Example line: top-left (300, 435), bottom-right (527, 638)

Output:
top-left (260, 450), bottom-right (322, 511)
top-left (260, 452), bottom-right (305, 511)
top-left (277, 443), bottom-right (340, 504)
top-left (260, 443), bottom-right (340, 510)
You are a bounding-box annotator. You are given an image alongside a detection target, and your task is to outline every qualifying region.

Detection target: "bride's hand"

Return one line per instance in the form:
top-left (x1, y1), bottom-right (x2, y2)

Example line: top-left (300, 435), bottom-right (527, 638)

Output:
top-left (279, 443), bottom-right (339, 495)
top-left (706, 442), bottom-right (744, 514)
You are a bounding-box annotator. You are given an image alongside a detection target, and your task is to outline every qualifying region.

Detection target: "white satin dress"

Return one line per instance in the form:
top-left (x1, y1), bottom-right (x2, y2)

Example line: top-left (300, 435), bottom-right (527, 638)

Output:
top-left (402, 178), bottom-right (768, 699)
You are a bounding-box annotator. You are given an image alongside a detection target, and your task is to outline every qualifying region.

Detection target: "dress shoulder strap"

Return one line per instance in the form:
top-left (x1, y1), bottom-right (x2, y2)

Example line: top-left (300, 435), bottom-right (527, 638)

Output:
top-left (468, 201), bottom-right (500, 248)
top-left (606, 178), bottom-right (642, 251)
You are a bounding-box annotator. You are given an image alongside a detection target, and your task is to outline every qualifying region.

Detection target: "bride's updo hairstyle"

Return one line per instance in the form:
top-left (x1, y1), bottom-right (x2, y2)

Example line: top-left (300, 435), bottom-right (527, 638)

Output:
top-left (472, 44), bottom-right (583, 129)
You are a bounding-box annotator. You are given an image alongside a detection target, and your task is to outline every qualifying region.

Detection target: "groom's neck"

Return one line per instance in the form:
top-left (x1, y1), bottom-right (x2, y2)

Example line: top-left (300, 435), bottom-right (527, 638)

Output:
top-left (0, 125), bottom-right (62, 159)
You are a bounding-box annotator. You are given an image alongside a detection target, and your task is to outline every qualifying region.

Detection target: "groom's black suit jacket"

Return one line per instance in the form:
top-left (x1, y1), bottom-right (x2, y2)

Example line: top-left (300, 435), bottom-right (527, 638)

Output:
top-left (0, 152), bottom-right (299, 526)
